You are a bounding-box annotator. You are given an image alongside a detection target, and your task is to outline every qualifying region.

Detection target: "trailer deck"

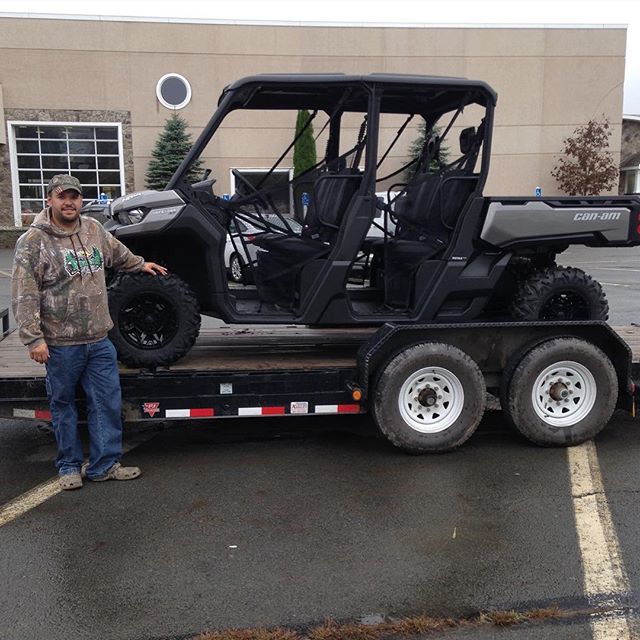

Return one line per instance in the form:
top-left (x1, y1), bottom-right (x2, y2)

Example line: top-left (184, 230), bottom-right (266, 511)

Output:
top-left (2, 323), bottom-right (640, 433)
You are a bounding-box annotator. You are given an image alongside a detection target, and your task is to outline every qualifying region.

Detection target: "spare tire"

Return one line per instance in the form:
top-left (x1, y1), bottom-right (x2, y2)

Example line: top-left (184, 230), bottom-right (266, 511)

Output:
top-left (108, 272), bottom-right (201, 368)
top-left (510, 266), bottom-right (608, 321)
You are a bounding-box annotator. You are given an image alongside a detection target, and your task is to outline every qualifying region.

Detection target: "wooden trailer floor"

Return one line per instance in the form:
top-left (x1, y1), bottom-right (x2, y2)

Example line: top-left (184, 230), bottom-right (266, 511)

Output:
top-left (1, 324), bottom-right (639, 379)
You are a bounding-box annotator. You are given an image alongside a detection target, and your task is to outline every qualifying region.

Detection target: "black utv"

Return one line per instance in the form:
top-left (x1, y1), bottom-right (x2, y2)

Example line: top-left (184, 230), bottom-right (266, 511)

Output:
top-left (105, 74), bottom-right (640, 367)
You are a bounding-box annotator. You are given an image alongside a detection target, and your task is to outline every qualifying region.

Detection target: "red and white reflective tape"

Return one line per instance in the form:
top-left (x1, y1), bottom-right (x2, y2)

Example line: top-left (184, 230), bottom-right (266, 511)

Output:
top-left (165, 408), bottom-right (215, 418)
top-left (238, 406), bottom-right (285, 416)
top-left (13, 409), bottom-right (52, 420)
top-left (139, 403), bottom-right (361, 419)
top-left (314, 404), bottom-right (360, 414)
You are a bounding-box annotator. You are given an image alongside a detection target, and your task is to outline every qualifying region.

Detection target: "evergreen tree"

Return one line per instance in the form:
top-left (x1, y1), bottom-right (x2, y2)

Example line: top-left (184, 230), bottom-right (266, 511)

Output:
top-left (292, 110), bottom-right (317, 178)
top-left (145, 113), bottom-right (203, 190)
top-left (404, 120), bottom-right (448, 181)
top-left (551, 118), bottom-right (618, 196)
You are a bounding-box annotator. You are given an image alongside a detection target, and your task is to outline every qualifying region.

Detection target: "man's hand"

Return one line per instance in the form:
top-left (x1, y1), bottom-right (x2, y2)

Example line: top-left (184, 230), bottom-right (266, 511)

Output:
top-left (141, 262), bottom-right (168, 276)
top-left (29, 342), bottom-right (49, 364)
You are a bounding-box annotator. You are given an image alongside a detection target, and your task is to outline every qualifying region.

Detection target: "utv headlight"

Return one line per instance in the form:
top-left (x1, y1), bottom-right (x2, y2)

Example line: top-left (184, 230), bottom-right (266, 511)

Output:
top-left (118, 208), bottom-right (145, 225)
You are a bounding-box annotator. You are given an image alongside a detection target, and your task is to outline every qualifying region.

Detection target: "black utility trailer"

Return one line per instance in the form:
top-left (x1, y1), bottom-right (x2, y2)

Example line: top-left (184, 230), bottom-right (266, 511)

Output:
top-left (1, 320), bottom-right (639, 453)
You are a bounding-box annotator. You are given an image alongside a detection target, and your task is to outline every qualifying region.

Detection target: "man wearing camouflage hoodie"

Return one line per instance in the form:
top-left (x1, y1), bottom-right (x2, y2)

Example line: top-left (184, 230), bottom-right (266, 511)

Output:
top-left (12, 174), bottom-right (167, 491)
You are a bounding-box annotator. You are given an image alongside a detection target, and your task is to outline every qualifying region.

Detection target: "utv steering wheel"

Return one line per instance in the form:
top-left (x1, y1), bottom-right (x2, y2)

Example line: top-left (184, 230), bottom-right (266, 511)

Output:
top-left (232, 169), bottom-right (270, 207)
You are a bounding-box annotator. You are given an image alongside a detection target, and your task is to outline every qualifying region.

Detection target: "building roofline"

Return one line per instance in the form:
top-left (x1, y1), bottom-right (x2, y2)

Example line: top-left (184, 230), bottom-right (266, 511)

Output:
top-left (0, 12), bottom-right (629, 30)
top-left (624, 115), bottom-right (640, 122)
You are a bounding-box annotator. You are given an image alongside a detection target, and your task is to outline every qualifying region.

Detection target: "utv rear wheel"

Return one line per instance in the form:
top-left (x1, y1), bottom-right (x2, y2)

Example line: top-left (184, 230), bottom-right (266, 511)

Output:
top-left (510, 266), bottom-right (608, 321)
top-left (108, 273), bottom-right (201, 368)
top-left (372, 342), bottom-right (486, 453)
top-left (502, 338), bottom-right (618, 446)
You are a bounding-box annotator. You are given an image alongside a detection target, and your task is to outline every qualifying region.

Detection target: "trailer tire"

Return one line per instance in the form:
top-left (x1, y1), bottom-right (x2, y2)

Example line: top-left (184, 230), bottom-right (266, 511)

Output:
top-left (108, 272), bottom-right (201, 368)
top-left (372, 342), bottom-right (486, 453)
top-left (503, 337), bottom-right (618, 447)
top-left (510, 266), bottom-right (609, 321)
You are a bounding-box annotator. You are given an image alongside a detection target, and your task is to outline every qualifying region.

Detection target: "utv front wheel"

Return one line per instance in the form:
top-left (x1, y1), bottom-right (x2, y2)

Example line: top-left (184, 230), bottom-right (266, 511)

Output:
top-left (510, 266), bottom-right (608, 321)
top-left (372, 342), bottom-right (486, 453)
top-left (108, 273), bottom-right (201, 368)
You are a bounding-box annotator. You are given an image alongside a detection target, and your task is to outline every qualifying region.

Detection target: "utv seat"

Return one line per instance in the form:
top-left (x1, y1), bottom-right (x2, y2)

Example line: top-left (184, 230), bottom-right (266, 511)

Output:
top-left (373, 125), bottom-right (484, 308)
top-left (252, 167), bottom-right (362, 307)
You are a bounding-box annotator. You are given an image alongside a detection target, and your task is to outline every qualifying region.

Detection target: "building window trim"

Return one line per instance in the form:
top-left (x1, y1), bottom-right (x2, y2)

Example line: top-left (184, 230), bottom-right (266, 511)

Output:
top-left (156, 73), bottom-right (192, 110)
top-left (7, 120), bottom-right (125, 227)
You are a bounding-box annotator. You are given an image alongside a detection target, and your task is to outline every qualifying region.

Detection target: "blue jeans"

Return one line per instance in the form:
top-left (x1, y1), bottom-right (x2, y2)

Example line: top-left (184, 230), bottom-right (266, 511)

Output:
top-left (45, 337), bottom-right (123, 479)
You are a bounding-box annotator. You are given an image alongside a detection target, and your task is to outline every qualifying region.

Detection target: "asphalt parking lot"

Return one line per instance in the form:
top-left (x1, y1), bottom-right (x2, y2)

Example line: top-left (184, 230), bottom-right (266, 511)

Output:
top-left (2, 245), bottom-right (640, 640)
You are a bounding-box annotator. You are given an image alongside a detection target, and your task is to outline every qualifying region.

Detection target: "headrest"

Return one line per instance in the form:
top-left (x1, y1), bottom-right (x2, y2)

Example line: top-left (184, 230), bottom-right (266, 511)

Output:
top-left (459, 127), bottom-right (476, 155)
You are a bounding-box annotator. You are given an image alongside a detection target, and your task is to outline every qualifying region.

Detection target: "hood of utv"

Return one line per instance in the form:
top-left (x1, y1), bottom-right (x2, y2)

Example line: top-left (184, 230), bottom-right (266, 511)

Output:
top-left (111, 189), bottom-right (184, 215)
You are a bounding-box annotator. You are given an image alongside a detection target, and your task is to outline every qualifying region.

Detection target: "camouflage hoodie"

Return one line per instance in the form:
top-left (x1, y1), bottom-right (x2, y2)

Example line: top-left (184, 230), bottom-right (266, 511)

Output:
top-left (12, 208), bottom-right (144, 349)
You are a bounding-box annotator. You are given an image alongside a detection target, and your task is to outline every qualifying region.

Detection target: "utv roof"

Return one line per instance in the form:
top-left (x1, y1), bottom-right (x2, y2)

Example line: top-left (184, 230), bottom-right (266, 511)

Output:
top-left (221, 73), bottom-right (497, 112)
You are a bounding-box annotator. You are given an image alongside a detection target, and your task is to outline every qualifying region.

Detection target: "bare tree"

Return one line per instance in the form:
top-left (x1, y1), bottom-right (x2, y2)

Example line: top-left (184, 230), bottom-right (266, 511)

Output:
top-left (551, 118), bottom-right (618, 196)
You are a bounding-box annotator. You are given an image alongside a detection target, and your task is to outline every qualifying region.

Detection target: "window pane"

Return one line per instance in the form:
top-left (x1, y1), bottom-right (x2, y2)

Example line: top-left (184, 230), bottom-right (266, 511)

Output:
top-left (19, 185), bottom-right (44, 200)
top-left (41, 155), bottom-right (69, 170)
top-left (81, 186), bottom-right (99, 200)
top-left (101, 185), bottom-right (121, 198)
top-left (98, 156), bottom-right (119, 170)
top-left (70, 170), bottom-right (98, 185)
top-left (69, 141), bottom-right (95, 155)
top-left (67, 126), bottom-right (95, 140)
top-left (14, 125), bottom-right (39, 139)
top-left (96, 141), bottom-right (118, 155)
top-left (18, 170), bottom-right (42, 184)
top-left (69, 156), bottom-right (96, 170)
top-left (96, 127), bottom-right (118, 140)
top-left (39, 126), bottom-right (67, 139)
top-left (42, 169), bottom-right (64, 181)
top-left (16, 156), bottom-right (41, 169)
top-left (40, 140), bottom-right (67, 154)
top-left (16, 140), bottom-right (39, 153)
top-left (20, 200), bottom-right (44, 213)
top-left (99, 171), bottom-right (121, 185)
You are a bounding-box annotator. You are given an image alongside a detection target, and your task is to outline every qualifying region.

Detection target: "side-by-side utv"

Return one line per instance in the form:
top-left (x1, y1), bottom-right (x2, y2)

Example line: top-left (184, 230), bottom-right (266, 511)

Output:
top-left (104, 74), bottom-right (640, 367)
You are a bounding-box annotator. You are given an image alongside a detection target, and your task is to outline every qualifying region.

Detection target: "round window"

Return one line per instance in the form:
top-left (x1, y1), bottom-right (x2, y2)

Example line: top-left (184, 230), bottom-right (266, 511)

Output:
top-left (156, 73), bottom-right (192, 110)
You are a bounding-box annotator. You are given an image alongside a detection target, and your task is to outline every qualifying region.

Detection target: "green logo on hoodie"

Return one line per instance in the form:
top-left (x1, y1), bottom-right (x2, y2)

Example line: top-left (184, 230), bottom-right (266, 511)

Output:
top-left (63, 246), bottom-right (104, 277)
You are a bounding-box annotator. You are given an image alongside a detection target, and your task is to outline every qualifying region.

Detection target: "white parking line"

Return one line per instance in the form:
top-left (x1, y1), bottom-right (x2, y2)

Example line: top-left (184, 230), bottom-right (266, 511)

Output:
top-left (586, 267), bottom-right (640, 273)
top-left (0, 477), bottom-right (61, 527)
top-left (0, 434), bottom-right (154, 528)
top-left (568, 441), bottom-right (630, 639)
top-left (600, 283), bottom-right (633, 288)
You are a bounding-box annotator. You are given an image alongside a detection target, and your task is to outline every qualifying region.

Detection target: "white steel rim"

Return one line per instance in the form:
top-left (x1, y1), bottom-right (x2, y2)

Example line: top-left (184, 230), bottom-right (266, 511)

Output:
top-left (531, 360), bottom-right (597, 427)
top-left (398, 366), bottom-right (464, 433)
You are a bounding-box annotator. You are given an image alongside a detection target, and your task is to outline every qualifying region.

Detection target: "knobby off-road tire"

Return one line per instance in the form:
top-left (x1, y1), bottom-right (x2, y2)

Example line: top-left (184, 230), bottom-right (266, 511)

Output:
top-left (510, 266), bottom-right (609, 321)
top-left (502, 337), bottom-right (618, 447)
top-left (108, 272), bottom-right (201, 368)
top-left (372, 342), bottom-right (486, 453)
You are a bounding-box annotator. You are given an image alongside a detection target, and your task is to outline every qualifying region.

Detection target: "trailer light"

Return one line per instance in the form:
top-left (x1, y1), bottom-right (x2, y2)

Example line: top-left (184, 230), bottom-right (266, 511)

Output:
top-left (352, 388), bottom-right (362, 401)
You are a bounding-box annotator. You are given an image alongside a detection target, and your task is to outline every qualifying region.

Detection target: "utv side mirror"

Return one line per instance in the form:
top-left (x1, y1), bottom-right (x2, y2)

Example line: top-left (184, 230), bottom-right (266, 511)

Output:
top-left (459, 127), bottom-right (476, 155)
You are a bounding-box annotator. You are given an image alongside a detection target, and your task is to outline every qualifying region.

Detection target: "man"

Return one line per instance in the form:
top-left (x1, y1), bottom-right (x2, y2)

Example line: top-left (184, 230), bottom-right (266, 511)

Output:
top-left (12, 175), bottom-right (167, 491)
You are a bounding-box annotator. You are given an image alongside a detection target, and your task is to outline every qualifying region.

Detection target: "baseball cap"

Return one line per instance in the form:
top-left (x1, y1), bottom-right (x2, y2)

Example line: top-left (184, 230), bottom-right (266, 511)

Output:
top-left (46, 174), bottom-right (83, 195)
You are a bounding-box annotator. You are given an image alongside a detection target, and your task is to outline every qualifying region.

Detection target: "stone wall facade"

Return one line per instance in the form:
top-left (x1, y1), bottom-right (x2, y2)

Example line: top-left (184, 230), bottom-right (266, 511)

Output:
top-left (1, 109), bottom-right (133, 227)
top-left (621, 120), bottom-right (640, 167)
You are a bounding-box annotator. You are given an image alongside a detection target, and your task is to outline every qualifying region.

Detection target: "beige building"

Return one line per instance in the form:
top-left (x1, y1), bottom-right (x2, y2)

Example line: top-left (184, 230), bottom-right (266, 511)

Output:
top-left (0, 14), bottom-right (627, 227)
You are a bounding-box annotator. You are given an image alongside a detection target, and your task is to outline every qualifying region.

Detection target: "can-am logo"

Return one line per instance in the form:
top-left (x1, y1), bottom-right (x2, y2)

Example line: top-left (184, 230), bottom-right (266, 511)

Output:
top-left (573, 212), bottom-right (621, 221)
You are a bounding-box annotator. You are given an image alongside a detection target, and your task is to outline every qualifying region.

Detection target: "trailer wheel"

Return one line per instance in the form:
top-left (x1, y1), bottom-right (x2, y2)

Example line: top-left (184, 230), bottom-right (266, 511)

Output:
top-left (503, 338), bottom-right (618, 447)
top-left (372, 342), bottom-right (486, 453)
top-left (510, 266), bottom-right (609, 321)
top-left (108, 272), bottom-right (201, 368)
